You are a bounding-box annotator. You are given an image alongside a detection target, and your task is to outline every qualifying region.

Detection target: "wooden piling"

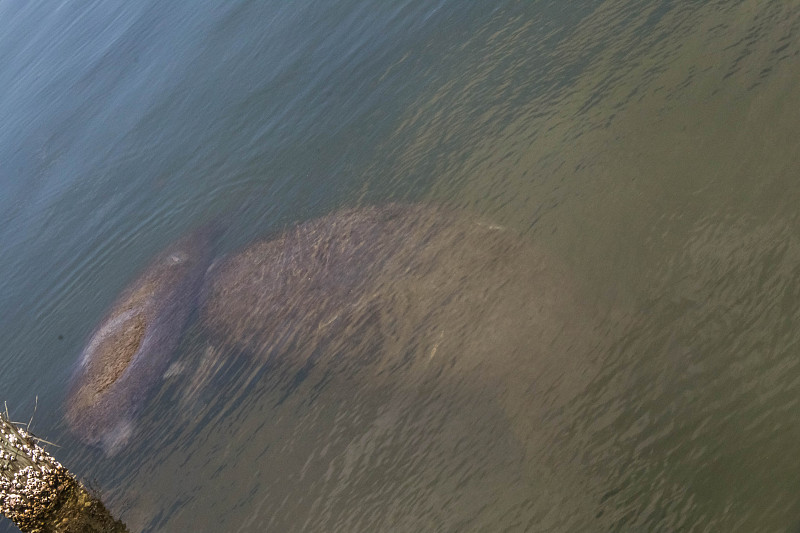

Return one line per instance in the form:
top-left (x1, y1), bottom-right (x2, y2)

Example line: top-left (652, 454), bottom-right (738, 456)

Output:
top-left (0, 411), bottom-right (128, 533)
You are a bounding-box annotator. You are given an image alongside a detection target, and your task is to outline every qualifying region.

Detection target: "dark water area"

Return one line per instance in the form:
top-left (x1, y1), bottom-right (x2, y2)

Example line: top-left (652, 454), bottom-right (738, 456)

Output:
top-left (2, 0), bottom-right (800, 531)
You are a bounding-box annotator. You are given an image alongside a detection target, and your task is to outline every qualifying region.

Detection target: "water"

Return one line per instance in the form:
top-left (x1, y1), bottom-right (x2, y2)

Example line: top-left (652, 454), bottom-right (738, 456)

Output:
top-left (2, 0), bottom-right (800, 530)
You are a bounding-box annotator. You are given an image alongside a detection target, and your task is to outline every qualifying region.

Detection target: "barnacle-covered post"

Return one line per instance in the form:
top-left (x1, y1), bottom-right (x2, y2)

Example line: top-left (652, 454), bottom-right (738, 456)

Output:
top-left (0, 411), bottom-right (128, 533)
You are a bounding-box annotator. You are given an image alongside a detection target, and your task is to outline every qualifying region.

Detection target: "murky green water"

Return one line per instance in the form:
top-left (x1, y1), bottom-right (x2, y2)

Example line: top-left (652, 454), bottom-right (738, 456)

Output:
top-left (2, 1), bottom-right (800, 531)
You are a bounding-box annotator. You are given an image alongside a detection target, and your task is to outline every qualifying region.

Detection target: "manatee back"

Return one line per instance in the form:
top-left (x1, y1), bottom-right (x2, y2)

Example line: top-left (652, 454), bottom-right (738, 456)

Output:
top-left (65, 224), bottom-right (217, 453)
top-left (197, 203), bottom-right (576, 383)
top-left (198, 204), bottom-right (443, 357)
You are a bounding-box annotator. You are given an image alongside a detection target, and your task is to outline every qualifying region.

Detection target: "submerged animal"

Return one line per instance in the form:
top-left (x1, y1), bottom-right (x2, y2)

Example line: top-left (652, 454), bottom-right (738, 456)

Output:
top-left (65, 224), bottom-right (217, 454)
top-left (66, 203), bottom-right (577, 454)
top-left (198, 204), bottom-right (545, 367)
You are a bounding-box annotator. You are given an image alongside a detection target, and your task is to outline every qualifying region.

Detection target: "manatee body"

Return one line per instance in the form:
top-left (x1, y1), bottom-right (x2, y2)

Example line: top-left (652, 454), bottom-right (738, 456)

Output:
top-left (198, 203), bottom-right (576, 388)
top-left (65, 224), bottom-right (216, 454)
top-left (196, 204), bottom-right (598, 528)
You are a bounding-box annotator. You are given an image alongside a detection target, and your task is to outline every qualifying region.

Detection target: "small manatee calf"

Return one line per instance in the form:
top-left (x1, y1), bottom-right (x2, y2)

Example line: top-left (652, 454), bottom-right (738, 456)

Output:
top-left (65, 224), bottom-right (217, 455)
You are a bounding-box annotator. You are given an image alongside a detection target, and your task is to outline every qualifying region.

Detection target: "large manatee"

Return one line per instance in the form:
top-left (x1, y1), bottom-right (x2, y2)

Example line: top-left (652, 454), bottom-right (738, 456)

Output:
top-left (198, 203), bottom-right (584, 401)
top-left (65, 224), bottom-right (217, 454)
top-left (192, 204), bottom-right (601, 527)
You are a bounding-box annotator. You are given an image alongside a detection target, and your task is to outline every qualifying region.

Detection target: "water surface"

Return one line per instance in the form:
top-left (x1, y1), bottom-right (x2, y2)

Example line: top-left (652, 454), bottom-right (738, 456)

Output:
top-left (2, 1), bottom-right (800, 530)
